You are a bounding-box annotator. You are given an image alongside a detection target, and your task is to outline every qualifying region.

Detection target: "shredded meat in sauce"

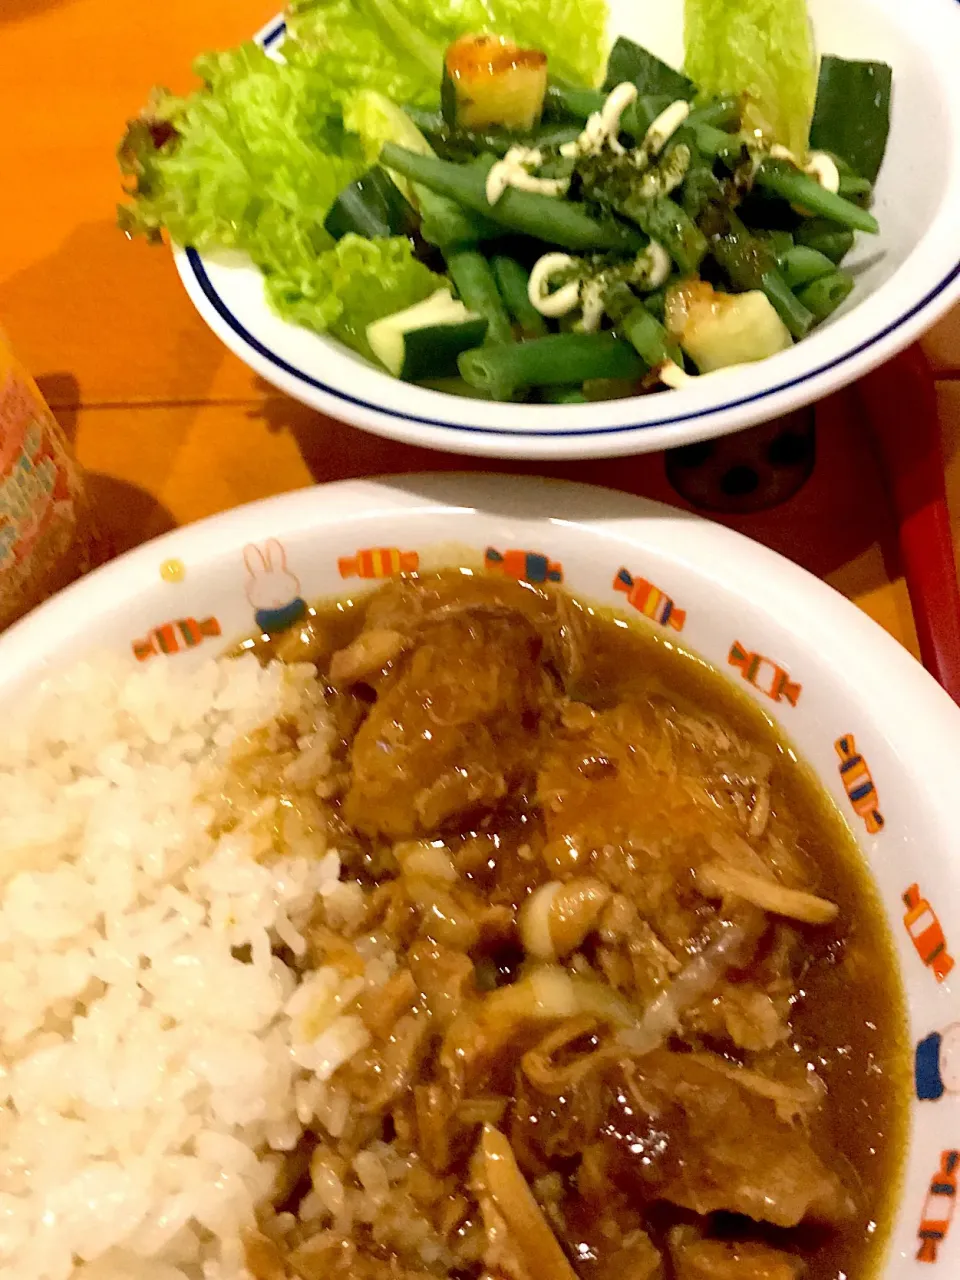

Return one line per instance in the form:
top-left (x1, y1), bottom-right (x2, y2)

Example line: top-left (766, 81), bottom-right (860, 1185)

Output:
top-left (241, 571), bottom-right (906, 1280)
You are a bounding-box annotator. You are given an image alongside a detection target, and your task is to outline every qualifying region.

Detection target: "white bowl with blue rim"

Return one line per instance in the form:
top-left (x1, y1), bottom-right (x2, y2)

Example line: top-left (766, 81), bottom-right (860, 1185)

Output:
top-left (2, 473), bottom-right (960, 1273)
top-left (175, 0), bottom-right (960, 459)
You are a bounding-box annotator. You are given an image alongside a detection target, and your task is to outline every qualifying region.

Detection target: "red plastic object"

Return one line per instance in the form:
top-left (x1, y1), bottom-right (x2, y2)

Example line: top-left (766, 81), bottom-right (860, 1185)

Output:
top-left (856, 346), bottom-right (960, 705)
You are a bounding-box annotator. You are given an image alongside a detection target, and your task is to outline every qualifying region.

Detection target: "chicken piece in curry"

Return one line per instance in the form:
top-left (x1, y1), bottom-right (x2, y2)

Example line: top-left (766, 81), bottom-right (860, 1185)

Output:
top-left (242, 570), bottom-right (907, 1280)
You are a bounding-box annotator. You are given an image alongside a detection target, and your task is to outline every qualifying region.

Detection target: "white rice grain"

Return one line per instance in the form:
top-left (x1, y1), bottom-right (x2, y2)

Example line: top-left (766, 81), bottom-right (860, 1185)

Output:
top-left (0, 656), bottom-right (380, 1280)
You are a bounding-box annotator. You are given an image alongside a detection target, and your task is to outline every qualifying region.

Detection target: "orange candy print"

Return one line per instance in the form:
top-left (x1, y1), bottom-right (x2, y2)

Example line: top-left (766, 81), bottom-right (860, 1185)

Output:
top-left (728, 641), bottom-right (802, 706)
top-left (917, 1150), bottom-right (960, 1262)
top-left (132, 616), bottom-right (221, 662)
top-left (903, 884), bottom-right (955, 983)
top-left (338, 548), bottom-right (420, 579)
top-left (835, 735), bottom-right (884, 833)
top-left (613, 568), bottom-right (685, 632)
top-left (484, 548), bottom-right (563, 584)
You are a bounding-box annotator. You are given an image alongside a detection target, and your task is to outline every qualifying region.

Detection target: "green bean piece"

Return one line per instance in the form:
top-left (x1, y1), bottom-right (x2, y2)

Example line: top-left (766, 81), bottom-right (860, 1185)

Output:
top-left (403, 106), bottom-right (446, 134)
top-left (458, 333), bottom-right (644, 401)
top-left (779, 245), bottom-right (837, 290)
top-left (604, 282), bottom-right (681, 368)
top-left (620, 94), bottom-right (674, 141)
top-left (760, 271), bottom-right (816, 340)
top-left (691, 122), bottom-right (741, 159)
top-left (754, 159), bottom-right (879, 234)
top-left (794, 218), bottom-right (855, 265)
top-left (703, 210), bottom-right (814, 339)
top-left (634, 196), bottom-right (707, 274)
top-left (446, 249), bottom-right (514, 345)
top-left (681, 163), bottom-right (726, 222)
top-left (576, 155), bottom-right (706, 272)
top-left (405, 109), bottom-right (581, 162)
top-left (381, 144), bottom-right (645, 252)
top-left (796, 270), bottom-right (855, 322)
top-left (416, 185), bottom-right (500, 248)
top-left (762, 229), bottom-right (795, 260)
top-left (687, 97), bottom-right (740, 130)
top-left (543, 79), bottom-right (605, 122)
top-left (491, 256), bottom-right (548, 338)
top-left (539, 385), bottom-right (588, 403)
top-left (642, 288), bottom-right (668, 321)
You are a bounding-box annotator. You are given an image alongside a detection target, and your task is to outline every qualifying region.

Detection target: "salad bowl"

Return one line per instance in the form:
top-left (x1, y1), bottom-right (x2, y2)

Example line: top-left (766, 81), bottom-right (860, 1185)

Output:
top-left (171, 0), bottom-right (960, 458)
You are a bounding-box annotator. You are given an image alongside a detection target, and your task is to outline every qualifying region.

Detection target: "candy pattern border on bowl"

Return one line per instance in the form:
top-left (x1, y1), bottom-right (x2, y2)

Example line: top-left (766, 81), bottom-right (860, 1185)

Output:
top-left (2, 475), bottom-right (959, 1273)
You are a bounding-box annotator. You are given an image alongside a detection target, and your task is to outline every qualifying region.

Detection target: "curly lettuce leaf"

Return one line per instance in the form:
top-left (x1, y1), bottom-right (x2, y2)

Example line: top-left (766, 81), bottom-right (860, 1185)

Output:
top-left (118, 44), bottom-right (444, 356)
top-left (684, 0), bottom-right (817, 157)
top-left (288, 0), bottom-right (609, 102)
top-left (267, 233), bottom-right (443, 359)
top-left (118, 42), bottom-right (363, 251)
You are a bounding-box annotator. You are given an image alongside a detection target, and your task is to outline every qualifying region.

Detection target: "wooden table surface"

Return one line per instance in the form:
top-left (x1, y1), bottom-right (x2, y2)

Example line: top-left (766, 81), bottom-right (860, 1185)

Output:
top-left (2, 0), bottom-right (959, 666)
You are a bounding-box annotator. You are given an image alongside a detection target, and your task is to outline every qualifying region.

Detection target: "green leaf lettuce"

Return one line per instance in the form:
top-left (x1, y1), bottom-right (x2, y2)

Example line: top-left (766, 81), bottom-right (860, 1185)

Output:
top-left (288, 0), bottom-right (609, 101)
top-left (267, 233), bottom-right (444, 360)
top-left (684, 0), bottom-right (817, 156)
top-left (118, 43), bottom-right (442, 356)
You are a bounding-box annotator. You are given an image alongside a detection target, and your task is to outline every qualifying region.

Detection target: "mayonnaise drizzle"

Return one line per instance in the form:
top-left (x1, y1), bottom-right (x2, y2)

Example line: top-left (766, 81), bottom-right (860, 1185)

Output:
top-left (527, 253), bottom-right (582, 317)
top-left (560, 82), bottom-right (639, 159)
top-left (768, 143), bottom-right (840, 194)
top-left (485, 146), bottom-right (570, 205)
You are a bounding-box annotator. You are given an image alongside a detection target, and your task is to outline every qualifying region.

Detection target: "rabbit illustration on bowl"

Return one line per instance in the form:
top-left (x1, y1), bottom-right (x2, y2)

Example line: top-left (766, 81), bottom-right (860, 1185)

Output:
top-left (244, 539), bottom-right (307, 634)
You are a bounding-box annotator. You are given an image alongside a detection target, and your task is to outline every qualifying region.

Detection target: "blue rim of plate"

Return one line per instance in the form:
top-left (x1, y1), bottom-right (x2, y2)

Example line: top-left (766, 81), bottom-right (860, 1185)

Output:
top-left (182, 18), bottom-right (960, 440)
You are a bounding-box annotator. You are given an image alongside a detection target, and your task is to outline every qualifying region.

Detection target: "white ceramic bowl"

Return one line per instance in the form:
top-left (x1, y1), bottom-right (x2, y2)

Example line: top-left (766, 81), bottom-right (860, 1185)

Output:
top-left (1, 475), bottom-right (960, 1274)
top-left (173, 0), bottom-right (960, 459)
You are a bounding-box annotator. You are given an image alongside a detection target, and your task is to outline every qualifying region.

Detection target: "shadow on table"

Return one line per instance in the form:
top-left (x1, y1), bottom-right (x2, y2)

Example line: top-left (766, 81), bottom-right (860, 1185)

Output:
top-left (0, 0), bottom-right (80, 26)
top-left (0, 221), bottom-right (237, 408)
top-left (85, 473), bottom-right (177, 558)
top-left (251, 382), bottom-right (901, 591)
top-left (37, 374), bottom-right (81, 444)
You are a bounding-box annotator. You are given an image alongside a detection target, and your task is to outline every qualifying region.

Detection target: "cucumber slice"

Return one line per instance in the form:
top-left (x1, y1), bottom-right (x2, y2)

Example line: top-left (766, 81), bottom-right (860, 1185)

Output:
top-left (324, 167), bottom-right (418, 242)
top-left (367, 289), bottom-right (488, 381)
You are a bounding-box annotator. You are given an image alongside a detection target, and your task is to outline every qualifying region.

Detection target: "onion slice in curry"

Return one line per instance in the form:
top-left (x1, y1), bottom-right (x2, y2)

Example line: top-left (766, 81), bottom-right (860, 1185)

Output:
top-left (479, 1124), bottom-right (580, 1280)
top-left (618, 915), bottom-right (752, 1056)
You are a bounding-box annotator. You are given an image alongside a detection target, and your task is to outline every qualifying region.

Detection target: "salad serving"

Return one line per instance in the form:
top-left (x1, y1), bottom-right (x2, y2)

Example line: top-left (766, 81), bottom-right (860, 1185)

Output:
top-left (119, 0), bottom-right (892, 404)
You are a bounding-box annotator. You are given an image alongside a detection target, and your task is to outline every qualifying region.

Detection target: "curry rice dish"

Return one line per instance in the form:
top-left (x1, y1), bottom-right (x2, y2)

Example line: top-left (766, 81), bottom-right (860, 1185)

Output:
top-left (0, 569), bottom-right (907, 1280)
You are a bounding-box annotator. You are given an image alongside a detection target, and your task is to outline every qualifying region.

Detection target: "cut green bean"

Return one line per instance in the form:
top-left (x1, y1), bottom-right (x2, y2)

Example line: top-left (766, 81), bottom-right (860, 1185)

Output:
top-left (458, 333), bottom-right (644, 401)
top-left (687, 97), bottom-right (740, 130)
top-left (403, 109), bottom-right (581, 162)
top-left (760, 270), bottom-right (815, 339)
top-left (642, 288), bottom-right (668, 321)
top-left (703, 210), bottom-right (815, 339)
top-left (446, 249), bottom-right (514, 345)
top-left (794, 218), bottom-right (855, 265)
top-left (604, 282), bottom-right (680, 368)
top-left (835, 159), bottom-right (873, 202)
top-left (576, 155), bottom-right (706, 272)
top-left (543, 79), bottom-right (605, 122)
top-left (754, 159), bottom-right (879, 233)
top-left (796, 270), bottom-right (855, 322)
top-left (681, 163), bottom-right (726, 221)
top-left (762, 229), bottom-right (795, 260)
top-left (620, 95), bottom-right (674, 140)
top-left (381, 144), bottom-right (645, 252)
top-left (416, 185), bottom-right (499, 248)
top-left (491, 256), bottom-right (548, 338)
top-left (631, 196), bottom-right (708, 273)
top-left (539, 385), bottom-right (588, 403)
top-left (691, 122), bottom-right (741, 159)
top-left (779, 245), bottom-right (837, 289)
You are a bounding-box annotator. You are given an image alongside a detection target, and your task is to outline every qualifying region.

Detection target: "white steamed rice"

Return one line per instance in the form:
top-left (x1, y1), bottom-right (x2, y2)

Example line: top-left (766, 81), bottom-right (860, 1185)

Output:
top-left (0, 656), bottom-right (383, 1280)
